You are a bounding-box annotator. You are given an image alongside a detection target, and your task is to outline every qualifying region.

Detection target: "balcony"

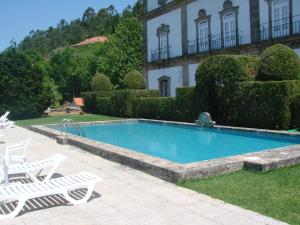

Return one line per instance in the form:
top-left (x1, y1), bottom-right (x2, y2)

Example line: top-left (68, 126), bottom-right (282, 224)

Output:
top-left (259, 15), bottom-right (300, 41)
top-left (188, 31), bottom-right (250, 55)
top-left (150, 46), bottom-right (170, 62)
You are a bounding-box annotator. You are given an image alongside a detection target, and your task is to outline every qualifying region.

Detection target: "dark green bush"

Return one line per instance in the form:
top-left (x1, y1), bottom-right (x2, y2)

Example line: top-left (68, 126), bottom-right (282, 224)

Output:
top-left (290, 95), bottom-right (300, 128)
top-left (82, 91), bottom-right (113, 113)
top-left (257, 44), bottom-right (300, 81)
top-left (91, 72), bottom-right (113, 91)
top-left (133, 97), bottom-right (176, 120)
top-left (175, 87), bottom-right (204, 122)
top-left (111, 89), bottom-right (159, 117)
top-left (234, 55), bottom-right (260, 80)
top-left (95, 97), bottom-right (112, 115)
top-left (195, 55), bottom-right (252, 122)
top-left (123, 70), bottom-right (145, 89)
top-left (229, 80), bottom-right (300, 129)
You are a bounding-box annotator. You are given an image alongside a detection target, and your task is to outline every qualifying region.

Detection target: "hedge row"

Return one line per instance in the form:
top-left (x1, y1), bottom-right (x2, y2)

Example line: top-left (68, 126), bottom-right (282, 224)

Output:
top-left (228, 80), bottom-right (300, 129)
top-left (82, 89), bottom-right (160, 117)
top-left (290, 95), bottom-right (300, 129)
top-left (174, 81), bottom-right (300, 129)
top-left (133, 97), bottom-right (176, 120)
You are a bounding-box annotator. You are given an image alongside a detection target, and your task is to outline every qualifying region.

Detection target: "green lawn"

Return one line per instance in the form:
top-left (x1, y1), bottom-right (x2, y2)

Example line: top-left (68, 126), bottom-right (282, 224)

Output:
top-left (15, 114), bottom-right (120, 128)
top-left (178, 165), bottom-right (300, 225)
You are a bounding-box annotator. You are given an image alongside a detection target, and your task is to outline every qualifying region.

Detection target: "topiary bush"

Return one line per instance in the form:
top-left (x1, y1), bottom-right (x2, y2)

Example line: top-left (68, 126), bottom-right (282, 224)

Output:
top-left (123, 70), bottom-right (145, 89)
top-left (234, 55), bottom-right (260, 80)
top-left (257, 44), bottom-right (300, 81)
top-left (133, 97), bottom-right (176, 120)
top-left (91, 72), bottom-right (113, 91)
top-left (195, 55), bottom-right (252, 122)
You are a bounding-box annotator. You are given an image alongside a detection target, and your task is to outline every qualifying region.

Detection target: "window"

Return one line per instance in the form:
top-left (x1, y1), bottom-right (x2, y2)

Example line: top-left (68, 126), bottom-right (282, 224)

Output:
top-left (156, 24), bottom-right (170, 60)
top-left (272, 0), bottom-right (289, 37)
top-left (159, 33), bottom-right (168, 60)
top-left (197, 21), bottom-right (209, 52)
top-left (158, 76), bottom-right (170, 97)
top-left (224, 13), bottom-right (236, 47)
top-left (219, 1), bottom-right (239, 48)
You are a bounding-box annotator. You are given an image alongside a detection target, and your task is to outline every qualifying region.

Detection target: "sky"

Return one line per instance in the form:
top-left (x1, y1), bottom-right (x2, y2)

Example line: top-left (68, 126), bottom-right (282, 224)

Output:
top-left (0, 0), bottom-right (137, 52)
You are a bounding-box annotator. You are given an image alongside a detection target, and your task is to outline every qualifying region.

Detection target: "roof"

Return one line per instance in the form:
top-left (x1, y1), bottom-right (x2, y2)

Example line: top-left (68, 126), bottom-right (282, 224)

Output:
top-left (72, 36), bottom-right (108, 47)
top-left (73, 98), bottom-right (84, 107)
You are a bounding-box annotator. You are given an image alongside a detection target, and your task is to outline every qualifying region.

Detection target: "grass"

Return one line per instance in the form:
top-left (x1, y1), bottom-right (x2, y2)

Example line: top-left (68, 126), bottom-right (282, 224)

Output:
top-left (178, 165), bottom-right (300, 225)
top-left (15, 114), bottom-right (120, 128)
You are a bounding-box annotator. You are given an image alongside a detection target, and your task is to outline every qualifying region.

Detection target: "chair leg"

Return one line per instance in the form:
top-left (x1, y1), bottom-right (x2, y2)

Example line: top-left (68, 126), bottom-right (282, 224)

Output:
top-left (62, 183), bottom-right (95, 206)
top-left (0, 198), bottom-right (26, 220)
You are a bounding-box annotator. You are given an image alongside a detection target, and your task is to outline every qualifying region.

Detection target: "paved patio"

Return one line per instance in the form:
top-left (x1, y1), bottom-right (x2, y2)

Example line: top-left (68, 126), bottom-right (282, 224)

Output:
top-left (0, 126), bottom-right (287, 225)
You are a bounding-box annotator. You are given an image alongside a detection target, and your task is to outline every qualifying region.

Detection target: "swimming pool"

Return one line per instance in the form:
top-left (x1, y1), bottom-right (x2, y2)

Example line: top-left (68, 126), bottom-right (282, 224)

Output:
top-left (57, 121), bottom-right (300, 164)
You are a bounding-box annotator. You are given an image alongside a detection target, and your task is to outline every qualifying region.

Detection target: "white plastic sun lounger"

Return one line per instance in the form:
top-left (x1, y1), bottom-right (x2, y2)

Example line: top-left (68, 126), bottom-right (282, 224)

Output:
top-left (0, 172), bottom-right (102, 220)
top-left (1, 154), bottom-right (67, 185)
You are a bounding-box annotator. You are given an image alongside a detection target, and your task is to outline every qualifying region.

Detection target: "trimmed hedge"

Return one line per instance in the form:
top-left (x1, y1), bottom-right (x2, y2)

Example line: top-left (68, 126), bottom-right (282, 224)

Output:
top-left (196, 55), bottom-right (253, 122)
top-left (290, 95), bottom-right (300, 128)
top-left (82, 89), bottom-right (159, 117)
top-left (175, 87), bottom-right (202, 122)
top-left (82, 91), bottom-right (113, 112)
top-left (95, 97), bottom-right (112, 115)
top-left (133, 97), bottom-right (176, 120)
top-left (235, 55), bottom-right (260, 80)
top-left (81, 92), bottom-right (96, 113)
top-left (123, 70), bottom-right (145, 89)
top-left (111, 89), bottom-right (159, 117)
top-left (257, 44), bottom-right (300, 81)
top-left (229, 80), bottom-right (300, 129)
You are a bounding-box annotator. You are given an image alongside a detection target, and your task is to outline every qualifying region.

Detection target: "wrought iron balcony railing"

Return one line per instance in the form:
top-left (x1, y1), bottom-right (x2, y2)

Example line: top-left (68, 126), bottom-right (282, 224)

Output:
top-left (187, 31), bottom-right (250, 55)
top-left (150, 46), bottom-right (170, 62)
top-left (259, 15), bottom-right (300, 41)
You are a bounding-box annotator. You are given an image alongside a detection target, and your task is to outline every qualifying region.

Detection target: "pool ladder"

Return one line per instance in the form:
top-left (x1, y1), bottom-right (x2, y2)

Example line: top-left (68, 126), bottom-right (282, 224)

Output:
top-left (61, 119), bottom-right (85, 138)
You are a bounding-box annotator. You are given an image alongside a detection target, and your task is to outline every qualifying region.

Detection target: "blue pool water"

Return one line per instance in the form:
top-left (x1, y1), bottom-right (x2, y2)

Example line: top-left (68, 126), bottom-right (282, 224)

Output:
top-left (56, 121), bottom-right (300, 164)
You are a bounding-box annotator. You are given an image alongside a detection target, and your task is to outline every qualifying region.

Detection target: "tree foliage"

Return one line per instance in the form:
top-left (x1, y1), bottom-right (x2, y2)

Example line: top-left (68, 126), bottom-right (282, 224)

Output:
top-left (0, 48), bottom-right (49, 119)
top-left (96, 17), bottom-right (143, 85)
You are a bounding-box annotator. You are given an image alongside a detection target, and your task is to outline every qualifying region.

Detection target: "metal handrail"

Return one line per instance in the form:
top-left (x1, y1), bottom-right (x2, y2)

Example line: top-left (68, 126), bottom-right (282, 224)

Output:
top-left (61, 119), bottom-right (85, 138)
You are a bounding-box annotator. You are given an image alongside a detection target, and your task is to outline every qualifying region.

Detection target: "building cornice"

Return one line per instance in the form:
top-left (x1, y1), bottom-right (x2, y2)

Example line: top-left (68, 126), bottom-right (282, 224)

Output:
top-left (141, 0), bottom-right (187, 21)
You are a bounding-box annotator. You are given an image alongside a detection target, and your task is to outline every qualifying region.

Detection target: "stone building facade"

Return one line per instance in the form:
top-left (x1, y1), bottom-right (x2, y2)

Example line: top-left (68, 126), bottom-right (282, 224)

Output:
top-left (141, 0), bottom-right (300, 96)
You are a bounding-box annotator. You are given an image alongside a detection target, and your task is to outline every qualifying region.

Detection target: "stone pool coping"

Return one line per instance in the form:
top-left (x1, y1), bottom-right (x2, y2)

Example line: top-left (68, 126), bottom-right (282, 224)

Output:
top-left (29, 119), bottom-right (300, 183)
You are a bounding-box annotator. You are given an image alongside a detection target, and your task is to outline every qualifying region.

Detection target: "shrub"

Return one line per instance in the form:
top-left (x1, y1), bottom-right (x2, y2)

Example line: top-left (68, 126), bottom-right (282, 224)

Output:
top-left (195, 55), bottom-right (252, 122)
top-left (175, 87), bottom-right (203, 122)
top-left (91, 72), bottom-right (113, 91)
top-left (290, 95), bottom-right (300, 128)
top-left (229, 80), bottom-right (300, 129)
top-left (257, 44), bottom-right (300, 81)
top-left (133, 97), bottom-right (176, 120)
top-left (234, 55), bottom-right (260, 80)
top-left (123, 70), bottom-right (145, 89)
top-left (95, 97), bottom-right (112, 115)
top-left (81, 92), bottom-right (96, 113)
top-left (111, 89), bottom-right (160, 117)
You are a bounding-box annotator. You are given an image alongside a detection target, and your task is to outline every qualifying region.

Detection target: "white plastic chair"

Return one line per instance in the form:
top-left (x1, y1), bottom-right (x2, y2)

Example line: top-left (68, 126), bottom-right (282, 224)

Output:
top-left (4, 137), bottom-right (32, 164)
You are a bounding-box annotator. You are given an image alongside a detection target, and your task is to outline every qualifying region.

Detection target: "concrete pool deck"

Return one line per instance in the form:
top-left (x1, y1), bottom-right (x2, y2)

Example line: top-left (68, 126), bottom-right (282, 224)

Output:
top-left (30, 119), bottom-right (300, 183)
top-left (0, 125), bottom-right (289, 225)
